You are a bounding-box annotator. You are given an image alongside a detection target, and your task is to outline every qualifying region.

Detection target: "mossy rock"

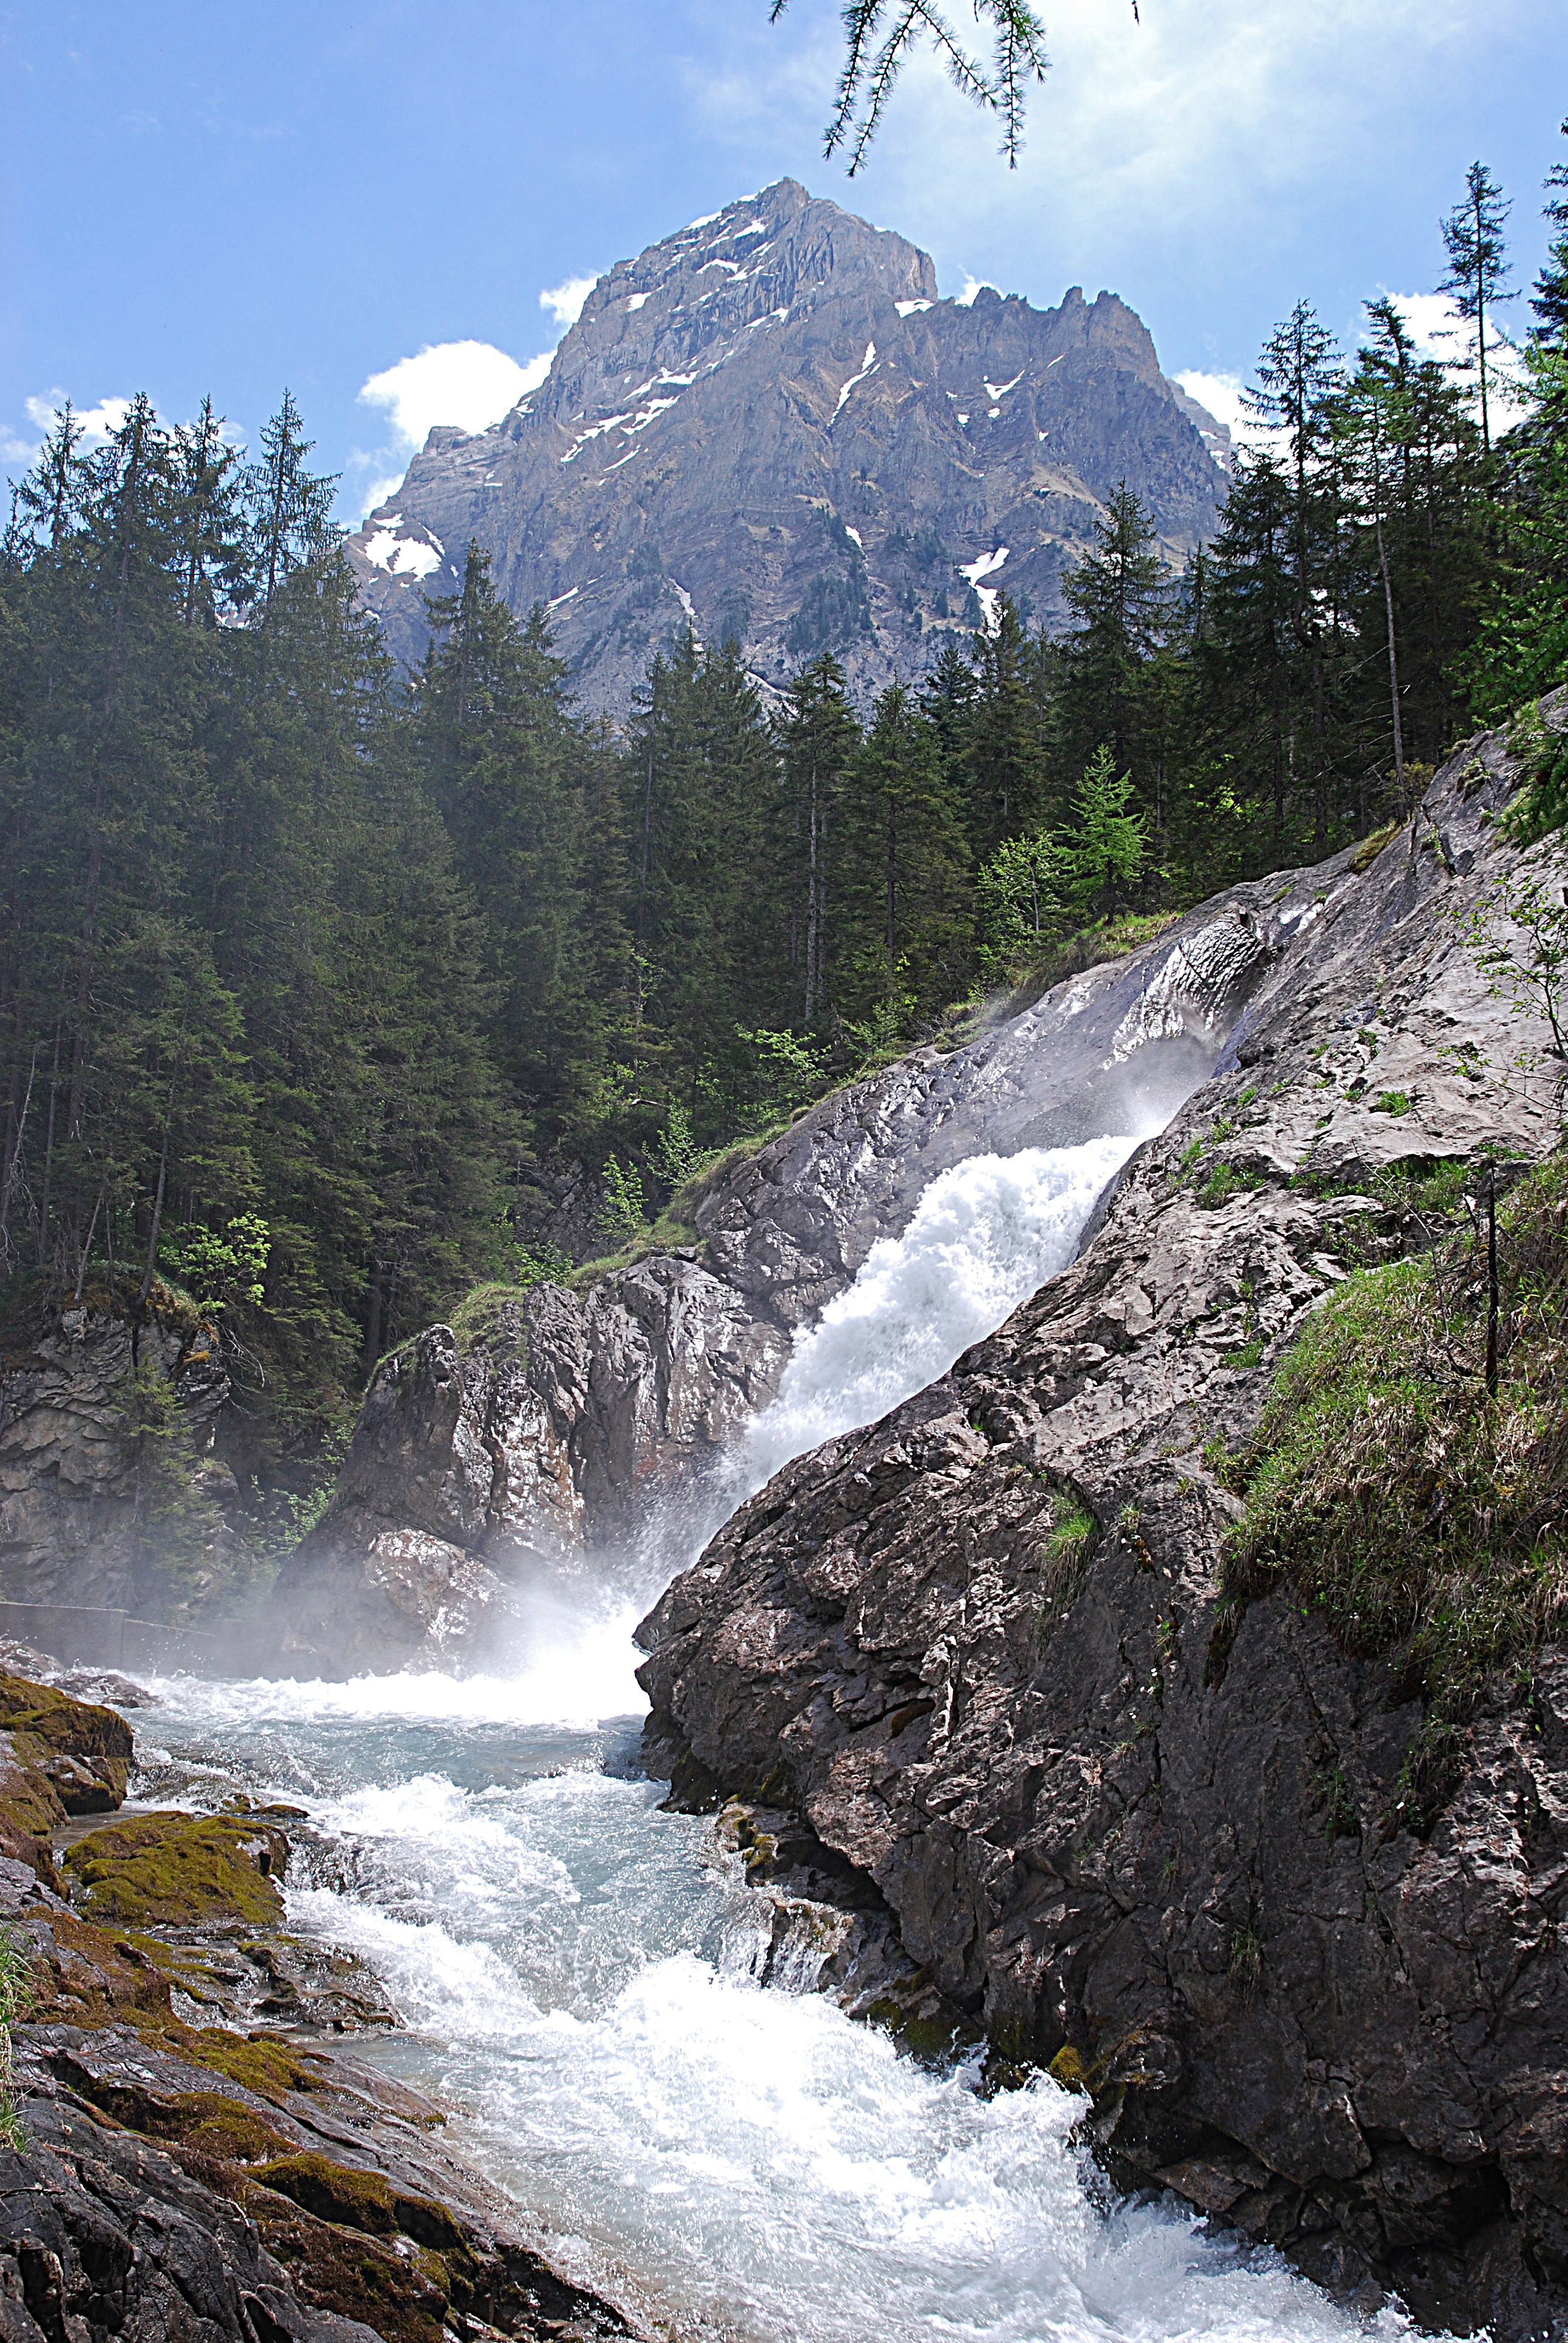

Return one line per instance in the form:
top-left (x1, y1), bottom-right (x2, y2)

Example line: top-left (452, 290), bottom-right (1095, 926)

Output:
top-left (251, 2150), bottom-right (463, 2251)
top-left (1048, 2043), bottom-right (1089, 2094)
top-left (243, 2186), bottom-right (454, 2343)
top-left (181, 2027), bottom-right (325, 2100)
top-left (0, 1670), bottom-right (133, 1848)
top-left (63, 1810), bottom-right (289, 1931)
top-left (26, 1908), bottom-right (178, 2033)
top-left (0, 1673), bottom-right (134, 1766)
top-left (71, 2077), bottom-right (299, 2166)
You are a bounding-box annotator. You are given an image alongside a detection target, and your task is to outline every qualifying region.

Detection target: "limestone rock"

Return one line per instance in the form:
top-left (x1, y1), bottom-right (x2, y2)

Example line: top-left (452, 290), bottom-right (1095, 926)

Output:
top-left (346, 178), bottom-right (1227, 712)
top-left (0, 1285), bottom-right (232, 1614)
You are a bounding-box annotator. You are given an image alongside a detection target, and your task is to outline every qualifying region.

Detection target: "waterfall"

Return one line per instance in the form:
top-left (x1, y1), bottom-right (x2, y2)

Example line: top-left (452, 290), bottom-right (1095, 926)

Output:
top-left (125, 1131), bottom-right (1431, 2341)
top-left (743, 1134), bottom-right (1137, 1489)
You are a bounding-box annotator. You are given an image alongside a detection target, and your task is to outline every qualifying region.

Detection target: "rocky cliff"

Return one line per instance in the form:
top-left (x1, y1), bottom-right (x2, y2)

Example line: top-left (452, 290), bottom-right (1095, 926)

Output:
top-left (0, 1277), bottom-right (243, 1634)
top-left (634, 705), bottom-right (1568, 2336)
top-left (273, 885), bottom-right (1295, 1673)
top-left (345, 179), bottom-right (1227, 712)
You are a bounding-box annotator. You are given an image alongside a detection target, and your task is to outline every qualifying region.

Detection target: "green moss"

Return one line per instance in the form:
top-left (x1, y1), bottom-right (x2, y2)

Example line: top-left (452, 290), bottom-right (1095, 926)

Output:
top-left (445, 1281), bottom-right (532, 1358)
top-left (1349, 819), bottom-right (1402, 873)
top-left (243, 2189), bottom-right (451, 2343)
top-left (186, 2029), bottom-right (325, 2099)
top-left (1226, 1156), bottom-right (1568, 1830)
top-left (1373, 1090), bottom-right (1411, 1117)
top-left (73, 2076), bottom-right (298, 2164)
top-left (1048, 2044), bottom-right (1088, 2094)
top-left (63, 1810), bottom-right (290, 1931)
top-left (252, 2150), bottom-right (400, 2235)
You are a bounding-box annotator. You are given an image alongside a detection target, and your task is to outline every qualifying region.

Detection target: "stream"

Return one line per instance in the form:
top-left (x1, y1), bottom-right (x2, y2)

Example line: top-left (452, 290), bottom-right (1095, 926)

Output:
top-left (125, 1138), bottom-right (1422, 2343)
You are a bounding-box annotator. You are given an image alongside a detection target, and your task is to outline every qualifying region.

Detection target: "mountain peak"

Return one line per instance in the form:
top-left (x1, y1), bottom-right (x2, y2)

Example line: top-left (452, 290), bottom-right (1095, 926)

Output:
top-left (347, 184), bottom-right (1226, 712)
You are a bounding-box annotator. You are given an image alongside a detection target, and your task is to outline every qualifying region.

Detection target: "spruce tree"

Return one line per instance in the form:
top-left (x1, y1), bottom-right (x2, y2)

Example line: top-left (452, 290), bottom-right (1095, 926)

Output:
top-left (1439, 161), bottom-right (1515, 454)
top-left (961, 595), bottom-right (1047, 859)
top-left (771, 654), bottom-right (860, 1032)
top-left (837, 684), bottom-right (970, 1034)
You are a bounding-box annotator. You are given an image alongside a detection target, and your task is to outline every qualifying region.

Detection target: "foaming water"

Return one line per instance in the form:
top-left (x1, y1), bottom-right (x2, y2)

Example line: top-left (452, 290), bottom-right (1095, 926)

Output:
top-left (744, 1136), bottom-right (1137, 1489)
top-left (122, 1135), bottom-right (1431, 2338)
top-left (131, 1690), bottom-right (1422, 2343)
top-left (635, 1134), bottom-right (1143, 1596)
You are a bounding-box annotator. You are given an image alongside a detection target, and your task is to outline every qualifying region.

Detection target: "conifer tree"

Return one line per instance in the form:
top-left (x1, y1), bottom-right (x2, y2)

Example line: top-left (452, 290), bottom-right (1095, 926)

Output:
top-left (1065, 746), bottom-right (1148, 916)
top-left (1439, 162), bottom-right (1515, 454)
top-left (1054, 485), bottom-right (1172, 833)
top-left (961, 595), bottom-right (1047, 858)
top-left (1532, 120), bottom-right (1568, 347)
top-left (772, 654), bottom-right (860, 1031)
top-left (837, 684), bottom-right (970, 1029)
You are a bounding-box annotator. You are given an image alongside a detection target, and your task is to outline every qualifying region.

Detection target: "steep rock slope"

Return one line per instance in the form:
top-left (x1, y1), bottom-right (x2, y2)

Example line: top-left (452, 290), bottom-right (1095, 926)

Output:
top-left (0, 1281), bottom-right (232, 1615)
top-left (345, 179), bottom-right (1226, 710)
top-left (273, 890), bottom-right (1289, 1671)
top-left (635, 712), bottom-right (1568, 2336)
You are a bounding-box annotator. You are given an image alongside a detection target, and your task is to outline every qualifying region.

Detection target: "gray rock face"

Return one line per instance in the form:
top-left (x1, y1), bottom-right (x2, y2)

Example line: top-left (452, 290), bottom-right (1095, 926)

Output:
top-left (633, 712), bottom-right (1568, 2335)
top-left (346, 178), bottom-right (1227, 711)
top-left (0, 2084), bottom-right (378, 2343)
top-left (275, 876), bottom-right (1297, 1672)
top-left (0, 1294), bottom-right (230, 1614)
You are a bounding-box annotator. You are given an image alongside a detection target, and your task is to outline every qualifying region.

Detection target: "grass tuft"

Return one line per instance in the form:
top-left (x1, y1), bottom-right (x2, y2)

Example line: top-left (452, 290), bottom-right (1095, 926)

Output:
top-left (1224, 1155), bottom-right (1568, 1832)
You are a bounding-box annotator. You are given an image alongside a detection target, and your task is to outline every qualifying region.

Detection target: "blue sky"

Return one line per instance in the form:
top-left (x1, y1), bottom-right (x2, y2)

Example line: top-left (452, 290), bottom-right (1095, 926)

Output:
top-left (4, 0), bottom-right (1564, 520)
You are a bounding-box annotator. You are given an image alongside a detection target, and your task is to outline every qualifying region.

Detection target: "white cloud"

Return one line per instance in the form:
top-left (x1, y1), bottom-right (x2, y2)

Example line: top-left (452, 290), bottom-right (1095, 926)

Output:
top-left (353, 337), bottom-right (554, 520)
top-left (1378, 290), bottom-right (1464, 363)
top-left (4, 392), bottom-right (131, 474)
top-left (1174, 370), bottom-right (1247, 439)
top-left (359, 341), bottom-right (548, 450)
top-left (540, 276), bottom-right (596, 331)
top-left (350, 269), bottom-right (605, 521)
top-left (955, 276), bottom-right (998, 307)
top-left (24, 392), bottom-right (131, 444)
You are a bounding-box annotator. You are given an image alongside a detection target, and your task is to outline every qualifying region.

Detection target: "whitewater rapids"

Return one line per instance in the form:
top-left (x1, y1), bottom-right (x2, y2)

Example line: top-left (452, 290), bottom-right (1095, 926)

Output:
top-left (127, 1137), bottom-right (1431, 2341)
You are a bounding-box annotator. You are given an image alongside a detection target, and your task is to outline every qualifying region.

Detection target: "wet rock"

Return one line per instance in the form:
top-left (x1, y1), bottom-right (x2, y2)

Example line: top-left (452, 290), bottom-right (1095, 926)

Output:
top-left (62, 1810), bottom-right (292, 1933)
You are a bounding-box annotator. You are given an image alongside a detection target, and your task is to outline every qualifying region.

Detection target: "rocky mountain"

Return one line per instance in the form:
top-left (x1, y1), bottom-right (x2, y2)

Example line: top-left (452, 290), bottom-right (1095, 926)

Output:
top-left (346, 179), bottom-right (1229, 712)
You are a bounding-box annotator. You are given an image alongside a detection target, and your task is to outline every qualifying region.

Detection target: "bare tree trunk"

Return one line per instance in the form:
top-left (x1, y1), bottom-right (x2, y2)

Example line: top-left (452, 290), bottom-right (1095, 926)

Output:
top-left (137, 1054), bottom-right (181, 1310)
top-left (36, 1024), bottom-right (60, 1271)
top-left (0, 1043), bottom-right (38, 1263)
top-left (363, 1254), bottom-right (387, 1372)
top-left (804, 762), bottom-right (820, 1026)
top-left (73, 1172), bottom-right (105, 1303)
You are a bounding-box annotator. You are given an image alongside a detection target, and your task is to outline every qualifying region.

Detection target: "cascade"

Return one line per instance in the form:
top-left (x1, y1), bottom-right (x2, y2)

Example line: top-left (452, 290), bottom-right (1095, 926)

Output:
top-left (129, 1132), bottom-right (1424, 2343)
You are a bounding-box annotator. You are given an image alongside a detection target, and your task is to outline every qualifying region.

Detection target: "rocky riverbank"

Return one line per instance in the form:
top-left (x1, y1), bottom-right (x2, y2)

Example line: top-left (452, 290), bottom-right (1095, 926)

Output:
top-left (0, 1657), bottom-right (634, 2342)
top-left (635, 703), bottom-right (1568, 2338)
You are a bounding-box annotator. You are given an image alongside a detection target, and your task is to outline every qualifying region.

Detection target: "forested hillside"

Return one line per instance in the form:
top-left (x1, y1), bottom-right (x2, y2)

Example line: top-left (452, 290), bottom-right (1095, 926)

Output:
top-left (2, 134), bottom-right (1566, 1515)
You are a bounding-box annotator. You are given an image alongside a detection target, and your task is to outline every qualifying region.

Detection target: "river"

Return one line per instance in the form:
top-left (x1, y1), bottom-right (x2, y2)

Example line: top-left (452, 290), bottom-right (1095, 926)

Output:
top-left (124, 1138), bottom-right (1422, 2342)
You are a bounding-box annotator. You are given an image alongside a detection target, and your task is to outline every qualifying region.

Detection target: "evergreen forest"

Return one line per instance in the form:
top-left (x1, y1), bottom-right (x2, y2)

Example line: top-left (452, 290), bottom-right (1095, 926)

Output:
top-left (4, 134), bottom-right (1567, 1532)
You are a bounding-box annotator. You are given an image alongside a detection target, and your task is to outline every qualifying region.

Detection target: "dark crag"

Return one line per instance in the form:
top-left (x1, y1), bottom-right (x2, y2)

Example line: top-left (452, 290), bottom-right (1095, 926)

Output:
top-left (635, 701), bottom-right (1568, 2339)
